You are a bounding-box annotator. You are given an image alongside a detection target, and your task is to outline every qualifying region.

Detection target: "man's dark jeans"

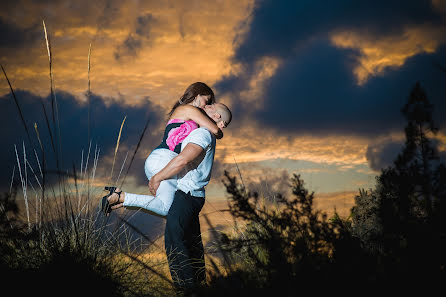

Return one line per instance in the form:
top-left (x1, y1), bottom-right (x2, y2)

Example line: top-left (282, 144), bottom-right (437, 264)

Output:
top-left (165, 190), bottom-right (205, 289)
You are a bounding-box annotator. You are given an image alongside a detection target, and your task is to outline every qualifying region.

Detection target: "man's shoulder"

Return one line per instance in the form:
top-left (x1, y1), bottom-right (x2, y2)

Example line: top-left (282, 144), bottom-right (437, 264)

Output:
top-left (189, 128), bottom-right (213, 139)
top-left (183, 128), bottom-right (214, 150)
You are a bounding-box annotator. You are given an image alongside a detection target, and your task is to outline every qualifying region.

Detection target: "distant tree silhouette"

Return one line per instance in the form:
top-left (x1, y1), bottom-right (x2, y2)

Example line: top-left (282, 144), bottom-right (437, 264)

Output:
top-left (350, 188), bottom-right (383, 254)
top-left (398, 82), bottom-right (438, 216)
top-left (351, 82), bottom-right (446, 286)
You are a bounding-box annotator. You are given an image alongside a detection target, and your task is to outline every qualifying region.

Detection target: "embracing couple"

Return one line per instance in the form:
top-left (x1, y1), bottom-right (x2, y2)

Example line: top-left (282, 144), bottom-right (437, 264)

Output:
top-left (99, 82), bottom-right (232, 291)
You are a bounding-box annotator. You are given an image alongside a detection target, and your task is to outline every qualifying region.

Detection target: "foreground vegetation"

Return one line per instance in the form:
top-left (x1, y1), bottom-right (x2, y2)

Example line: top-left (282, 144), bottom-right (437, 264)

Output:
top-left (0, 186), bottom-right (174, 296)
top-left (197, 82), bottom-right (446, 295)
top-left (2, 83), bottom-right (445, 296)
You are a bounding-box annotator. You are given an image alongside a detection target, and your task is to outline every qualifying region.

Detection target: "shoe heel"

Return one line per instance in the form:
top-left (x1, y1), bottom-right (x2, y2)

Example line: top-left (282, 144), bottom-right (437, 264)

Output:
top-left (104, 186), bottom-right (117, 194)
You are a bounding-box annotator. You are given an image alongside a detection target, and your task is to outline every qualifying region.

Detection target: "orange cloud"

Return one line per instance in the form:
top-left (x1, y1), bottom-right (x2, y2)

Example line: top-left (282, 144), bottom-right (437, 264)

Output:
top-left (314, 191), bottom-right (356, 217)
top-left (0, 0), bottom-right (254, 108)
top-left (216, 125), bottom-right (370, 166)
top-left (435, 132), bottom-right (446, 152)
top-left (331, 24), bottom-right (446, 84)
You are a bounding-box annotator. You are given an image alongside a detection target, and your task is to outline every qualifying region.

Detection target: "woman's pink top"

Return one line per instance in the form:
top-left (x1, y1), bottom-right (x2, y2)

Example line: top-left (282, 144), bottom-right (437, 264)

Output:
top-left (155, 119), bottom-right (198, 153)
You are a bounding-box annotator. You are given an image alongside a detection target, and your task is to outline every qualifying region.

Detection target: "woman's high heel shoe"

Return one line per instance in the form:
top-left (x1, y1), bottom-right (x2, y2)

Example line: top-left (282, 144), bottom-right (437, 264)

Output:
top-left (99, 186), bottom-right (122, 216)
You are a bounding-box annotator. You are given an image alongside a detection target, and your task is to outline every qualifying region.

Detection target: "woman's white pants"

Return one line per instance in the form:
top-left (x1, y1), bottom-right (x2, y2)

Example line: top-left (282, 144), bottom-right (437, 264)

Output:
top-left (123, 148), bottom-right (178, 217)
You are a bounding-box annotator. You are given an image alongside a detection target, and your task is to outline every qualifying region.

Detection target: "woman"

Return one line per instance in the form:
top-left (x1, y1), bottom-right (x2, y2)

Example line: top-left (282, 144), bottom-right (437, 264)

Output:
top-left (99, 82), bottom-right (223, 217)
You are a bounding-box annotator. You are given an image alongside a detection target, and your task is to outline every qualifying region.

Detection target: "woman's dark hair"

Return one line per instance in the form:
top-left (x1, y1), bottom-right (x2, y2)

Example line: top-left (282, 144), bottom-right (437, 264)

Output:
top-left (168, 82), bottom-right (215, 117)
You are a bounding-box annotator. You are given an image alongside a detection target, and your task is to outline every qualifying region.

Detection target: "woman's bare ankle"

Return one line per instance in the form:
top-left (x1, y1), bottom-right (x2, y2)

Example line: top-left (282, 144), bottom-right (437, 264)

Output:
top-left (108, 189), bottom-right (124, 204)
top-left (114, 188), bottom-right (125, 203)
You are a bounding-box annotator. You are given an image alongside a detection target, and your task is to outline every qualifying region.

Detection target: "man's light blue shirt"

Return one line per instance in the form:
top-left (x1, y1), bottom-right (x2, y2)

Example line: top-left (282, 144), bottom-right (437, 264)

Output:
top-left (177, 128), bottom-right (216, 197)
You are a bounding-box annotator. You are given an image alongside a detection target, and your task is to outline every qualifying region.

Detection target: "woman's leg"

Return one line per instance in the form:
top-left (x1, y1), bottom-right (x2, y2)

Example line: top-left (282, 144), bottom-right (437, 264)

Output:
top-left (120, 148), bottom-right (178, 216)
top-left (122, 178), bottom-right (177, 217)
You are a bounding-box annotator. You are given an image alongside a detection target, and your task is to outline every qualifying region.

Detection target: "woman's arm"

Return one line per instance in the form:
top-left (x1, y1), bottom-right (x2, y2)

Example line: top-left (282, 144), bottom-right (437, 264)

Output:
top-left (181, 105), bottom-right (223, 139)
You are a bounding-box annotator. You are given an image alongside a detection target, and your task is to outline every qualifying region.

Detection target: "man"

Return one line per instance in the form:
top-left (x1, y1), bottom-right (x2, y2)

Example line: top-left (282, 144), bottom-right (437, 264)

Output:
top-left (148, 102), bottom-right (231, 290)
top-left (105, 103), bottom-right (232, 288)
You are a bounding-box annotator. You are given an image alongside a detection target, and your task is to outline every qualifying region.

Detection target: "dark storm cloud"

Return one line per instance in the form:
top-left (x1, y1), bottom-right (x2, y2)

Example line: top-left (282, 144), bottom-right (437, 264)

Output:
top-left (216, 0), bottom-right (446, 136)
top-left (366, 137), bottom-right (446, 171)
top-left (255, 42), bottom-right (446, 135)
top-left (366, 140), bottom-right (405, 171)
top-left (114, 13), bottom-right (156, 60)
top-left (0, 89), bottom-right (165, 191)
top-left (114, 34), bottom-right (142, 59)
top-left (95, 0), bottom-right (123, 34)
top-left (232, 0), bottom-right (442, 65)
top-left (135, 14), bottom-right (155, 36)
top-left (0, 17), bottom-right (41, 49)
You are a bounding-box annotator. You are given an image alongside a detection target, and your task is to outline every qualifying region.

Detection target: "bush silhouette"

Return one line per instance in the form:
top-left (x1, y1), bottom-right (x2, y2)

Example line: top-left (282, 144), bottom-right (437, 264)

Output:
top-left (351, 82), bottom-right (446, 288)
top-left (203, 172), bottom-right (373, 296)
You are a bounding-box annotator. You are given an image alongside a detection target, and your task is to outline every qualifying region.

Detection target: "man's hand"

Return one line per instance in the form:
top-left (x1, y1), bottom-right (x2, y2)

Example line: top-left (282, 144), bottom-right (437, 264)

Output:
top-left (147, 143), bottom-right (205, 195)
top-left (149, 174), bottom-right (161, 195)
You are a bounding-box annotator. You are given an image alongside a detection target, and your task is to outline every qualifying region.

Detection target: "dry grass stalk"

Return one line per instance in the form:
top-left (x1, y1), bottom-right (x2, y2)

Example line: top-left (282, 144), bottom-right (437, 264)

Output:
top-left (119, 117), bottom-right (150, 188)
top-left (34, 123), bottom-right (43, 152)
top-left (232, 154), bottom-right (246, 191)
top-left (111, 115), bottom-right (127, 179)
top-left (43, 20), bottom-right (62, 170)
top-left (115, 150), bottom-right (129, 186)
top-left (15, 144), bottom-right (30, 230)
top-left (9, 165), bottom-right (15, 194)
top-left (1, 64), bottom-right (32, 144)
top-left (87, 42), bottom-right (92, 144)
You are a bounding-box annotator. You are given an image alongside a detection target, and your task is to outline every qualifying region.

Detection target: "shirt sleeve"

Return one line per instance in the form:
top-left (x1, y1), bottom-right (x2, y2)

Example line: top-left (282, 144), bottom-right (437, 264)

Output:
top-left (183, 128), bottom-right (212, 150)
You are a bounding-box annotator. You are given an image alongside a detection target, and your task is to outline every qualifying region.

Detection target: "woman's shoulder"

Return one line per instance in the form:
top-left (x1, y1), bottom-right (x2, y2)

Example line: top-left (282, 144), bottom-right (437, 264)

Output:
top-left (172, 104), bottom-right (195, 114)
top-left (175, 105), bottom-right (196, 112)
top-left (170, 105), bottom-right (198, 120)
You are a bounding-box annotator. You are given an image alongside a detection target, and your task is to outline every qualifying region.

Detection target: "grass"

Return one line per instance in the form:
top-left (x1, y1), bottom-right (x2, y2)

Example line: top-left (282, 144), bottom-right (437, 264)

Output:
top-left (0, 21), bottom-right (176, 296)
top-left (1, 19), bottom-right (253, 296)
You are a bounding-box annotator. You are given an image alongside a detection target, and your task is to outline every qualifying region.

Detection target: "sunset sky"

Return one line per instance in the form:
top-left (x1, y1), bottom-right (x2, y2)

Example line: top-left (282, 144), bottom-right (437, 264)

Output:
top-left (1, 0), bottom-right (446, 225)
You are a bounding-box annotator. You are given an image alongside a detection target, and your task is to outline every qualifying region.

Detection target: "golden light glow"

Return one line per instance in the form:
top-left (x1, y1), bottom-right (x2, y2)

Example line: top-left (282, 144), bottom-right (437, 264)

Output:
top-left (435, 132), bottom-right (446, 152)
top-left (217, 125), bottom-right (370, 166)
top-left (314, 191), bottom-right (356, 217)
top-left (331, 24), bottom-right (446, 85)
top-left (0, 0), bottom-right (254, 108)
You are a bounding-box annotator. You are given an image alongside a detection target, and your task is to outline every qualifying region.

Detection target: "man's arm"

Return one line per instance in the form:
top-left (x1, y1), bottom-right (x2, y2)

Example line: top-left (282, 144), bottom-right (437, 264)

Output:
top-left (148, 143), bottom-right (204, 195)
